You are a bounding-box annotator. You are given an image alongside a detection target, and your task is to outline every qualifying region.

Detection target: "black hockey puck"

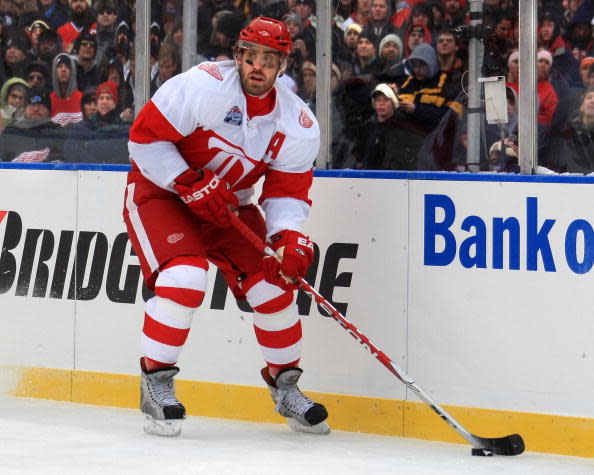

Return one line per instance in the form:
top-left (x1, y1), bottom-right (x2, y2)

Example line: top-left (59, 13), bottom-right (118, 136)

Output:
top-left (471, 448), bottom-right (494, 456)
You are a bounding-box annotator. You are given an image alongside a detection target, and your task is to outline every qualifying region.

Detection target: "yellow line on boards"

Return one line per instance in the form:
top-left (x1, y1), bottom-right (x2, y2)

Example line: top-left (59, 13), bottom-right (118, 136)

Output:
top-left (5, 366), bottom-right (594, 458)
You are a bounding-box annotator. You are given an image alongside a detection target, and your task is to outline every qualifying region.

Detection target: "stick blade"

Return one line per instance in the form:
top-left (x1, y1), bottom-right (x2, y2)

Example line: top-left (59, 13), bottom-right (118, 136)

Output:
top-left (474, 433), bottom-right (525, 456)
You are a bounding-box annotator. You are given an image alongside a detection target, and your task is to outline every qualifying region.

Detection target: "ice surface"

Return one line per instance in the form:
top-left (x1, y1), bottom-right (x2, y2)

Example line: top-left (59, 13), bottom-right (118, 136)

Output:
top-left (0, 396), bottom-right (592, 475)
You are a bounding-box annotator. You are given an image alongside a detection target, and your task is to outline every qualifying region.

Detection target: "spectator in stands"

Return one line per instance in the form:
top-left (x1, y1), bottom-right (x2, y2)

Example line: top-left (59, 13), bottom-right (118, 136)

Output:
top-left (508, 49), bottom-right (559, 129)
top-left (38, 0), bottom-right (69, 30)
top-left (99, 56), bottom-right (132, 122)
top-left (346, 32), bottom-right (381, 80)
top-left (361, 0), bottom-right (396, 49)
top-left (428, 1), bottom-right (445, 32)
top-left (150, 43), bottom-right (180, 95)
top-left (393, 43), bottom-right (459, 131)
top-left (435, 29), bottom-right (464, 100)
top-left (337, 22), bottom-right (362, 64)
top-left (542, 87), bottom-right (594, 173)
top-left (213, 11), bottom-right (244, 54)
top-left (565, 1), bottom-right (594, 62)
top-left (538, 9), bottom-right (581, 86)
top-left (375, 33), bottom-right (403, 79)
top-left (121, 45), bottom-right (135, 113)
top-left (64, 80), bottom-right (130, 164)
top-left (57, 0), bottom-right (96, 53)
top-left (163, 22), bottom-right (196, 63)
top-left (4, 36), bottom-right (31, 79)
top-left (73, 30), bottom-right (100, 91)
top-left (283, 12), bottom-right (302, 39)
top-left (487, 135), bottom-right (519, 173)
top-left (298, 60), bottom-right (316, 112)
top-left (390, 1), bottom-right (410, 30)
top-left (442, 0), bottom-right (466, 28)
top-left (295, 0), bottom-right (316, 46)
top-left (25, 61), bottom-right (50, 90)
top-left (336, 0), bottom-right (354, 22)
top-left (94, 0), bottom-right (117, 64)
top-left (36, 28), bottom-right (60, 67)
top-left (80, 90), bottom-right (96, 120)
top-left (3, 0), bottom-right (39, 38)
top-left (26, 19), bottom-right (50, 57)
top-left (484, 11), bottom-right (515, 75)
top-left (403, 23), bottom-right (431, 57)
top-left (0, 77), bottom-right (29, 125)
top-left (352, 83), bottom-right (417, 169)
top-left (50, 53), bottom-right (82, 126)
top-left (341, 0), bottom-right (369, 31)
top-left (161, 0), bottom-right (181, 36)
top-left (114, 20), bottom-right (131, 67)
top-left (405, 2), bottom-right (437, 38)
top-left (579, 57), bottom-right (594, 89)
top-left (0, 86), bottom-right (65, 163)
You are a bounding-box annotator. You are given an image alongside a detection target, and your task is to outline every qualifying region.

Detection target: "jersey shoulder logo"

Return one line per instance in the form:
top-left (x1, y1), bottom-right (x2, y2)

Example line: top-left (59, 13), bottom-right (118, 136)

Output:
top-left (299, 108), bottom-right (313, 128)
top-left (198, 62), bottom-right (223, 81)
top-left (224, 106), bottom-right (243, 126)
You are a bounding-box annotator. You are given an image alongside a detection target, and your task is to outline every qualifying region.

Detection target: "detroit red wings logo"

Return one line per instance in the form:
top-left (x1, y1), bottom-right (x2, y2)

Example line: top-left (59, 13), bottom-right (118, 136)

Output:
top-left (198, 62), bottom-right (223, 81)
top-left (299, 108), bottom-right (313, 128)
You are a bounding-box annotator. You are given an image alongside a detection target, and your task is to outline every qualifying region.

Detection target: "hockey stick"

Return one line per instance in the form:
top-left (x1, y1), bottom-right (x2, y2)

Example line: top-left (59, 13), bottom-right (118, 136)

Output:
top-left (227, 210), bottom-right (524, 456)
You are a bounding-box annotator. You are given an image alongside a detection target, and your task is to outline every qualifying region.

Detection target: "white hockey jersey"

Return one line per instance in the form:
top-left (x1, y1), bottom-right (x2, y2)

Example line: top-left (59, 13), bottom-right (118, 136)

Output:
top-left (128, 60), bottom-right (320, 236)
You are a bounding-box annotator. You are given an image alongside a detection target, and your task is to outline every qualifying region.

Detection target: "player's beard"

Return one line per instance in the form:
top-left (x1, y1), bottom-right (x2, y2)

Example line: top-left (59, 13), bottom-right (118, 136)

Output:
top-left (239, 67), bottom-right (277, 97)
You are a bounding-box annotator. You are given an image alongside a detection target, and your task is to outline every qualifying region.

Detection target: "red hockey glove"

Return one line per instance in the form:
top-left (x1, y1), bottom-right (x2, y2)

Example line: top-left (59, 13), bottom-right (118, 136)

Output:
top-left (262, 230), bottom-right (314, 290)
top-left (174, 168), bottom-right (239, 227)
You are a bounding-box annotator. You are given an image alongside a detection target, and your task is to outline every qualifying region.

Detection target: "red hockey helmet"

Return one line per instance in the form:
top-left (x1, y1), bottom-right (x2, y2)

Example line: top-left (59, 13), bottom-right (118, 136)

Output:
top-left (238, 17), bottom-right (292, 56)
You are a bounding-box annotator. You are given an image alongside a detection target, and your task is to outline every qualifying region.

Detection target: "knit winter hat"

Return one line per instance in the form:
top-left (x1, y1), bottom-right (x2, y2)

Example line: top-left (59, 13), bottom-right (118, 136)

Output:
top-left (580, 57), bottom-right (594, 70)
top-left (96, 81), bottom-right (118, 106)
top-left (507, 50), bottom-right (519, 67)
top-left (537, 49), bottom-right (553, 65)
top-left (379, 33), bottom-right (403, 59)
top-left (344, 23), bottom-right (363, 41)
top-left (55, 53), bottom-right (73, 69)
top-left (302, 61), bottom-right (316, 74)
top-left (283, 12), bottom-right (303, 30)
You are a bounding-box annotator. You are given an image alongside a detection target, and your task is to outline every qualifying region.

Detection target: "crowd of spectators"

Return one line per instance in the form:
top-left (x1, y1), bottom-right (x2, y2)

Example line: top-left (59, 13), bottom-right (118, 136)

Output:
top-left (0, 0), bottom-right (592, 173)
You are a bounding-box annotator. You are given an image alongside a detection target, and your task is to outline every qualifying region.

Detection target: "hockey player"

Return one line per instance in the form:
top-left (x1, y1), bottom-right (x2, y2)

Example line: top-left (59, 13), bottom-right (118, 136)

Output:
top-left (124, 17), bottom-right (329, 437)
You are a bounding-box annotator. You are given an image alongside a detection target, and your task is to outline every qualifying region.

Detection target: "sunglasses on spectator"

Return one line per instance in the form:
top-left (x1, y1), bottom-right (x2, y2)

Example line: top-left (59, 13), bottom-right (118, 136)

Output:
top-left (28, 74), bottom-right (44, 82)
top-left (98, 8), bottom-right (116, 15)
top-left (80, 40), bottom-right (96, 48)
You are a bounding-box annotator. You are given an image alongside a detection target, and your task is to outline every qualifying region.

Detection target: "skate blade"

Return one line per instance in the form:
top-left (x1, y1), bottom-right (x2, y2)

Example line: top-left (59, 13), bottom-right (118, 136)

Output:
top-left (287, 418), bottom-right (331, 435)
top-left (143, 414), bottom-right (182, 437)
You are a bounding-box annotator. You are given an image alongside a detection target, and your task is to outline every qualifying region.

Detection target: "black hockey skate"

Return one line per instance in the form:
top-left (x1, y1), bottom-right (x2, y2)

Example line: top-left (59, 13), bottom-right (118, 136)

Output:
top-left (140, 358), bottom-right (186, 437)
top-left (262, 367), bottom-right (330, 435)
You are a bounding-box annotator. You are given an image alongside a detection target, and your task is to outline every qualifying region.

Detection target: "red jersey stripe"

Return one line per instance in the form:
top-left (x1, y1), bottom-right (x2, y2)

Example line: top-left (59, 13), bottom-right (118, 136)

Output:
top-left (260, 168), bottom-right (313, 206)
top-left (130, 100), bottom-right (185, 144)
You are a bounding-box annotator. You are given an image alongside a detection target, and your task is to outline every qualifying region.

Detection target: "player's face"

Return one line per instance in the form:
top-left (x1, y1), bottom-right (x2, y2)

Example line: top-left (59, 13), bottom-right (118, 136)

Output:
top-left (237, 44), bottom-right (282, 96)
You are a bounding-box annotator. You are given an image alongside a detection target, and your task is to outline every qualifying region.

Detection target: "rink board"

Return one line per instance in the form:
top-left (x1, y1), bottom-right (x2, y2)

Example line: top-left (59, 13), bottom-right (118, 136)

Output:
top-left (1, 167), bottom-right (594, 457)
